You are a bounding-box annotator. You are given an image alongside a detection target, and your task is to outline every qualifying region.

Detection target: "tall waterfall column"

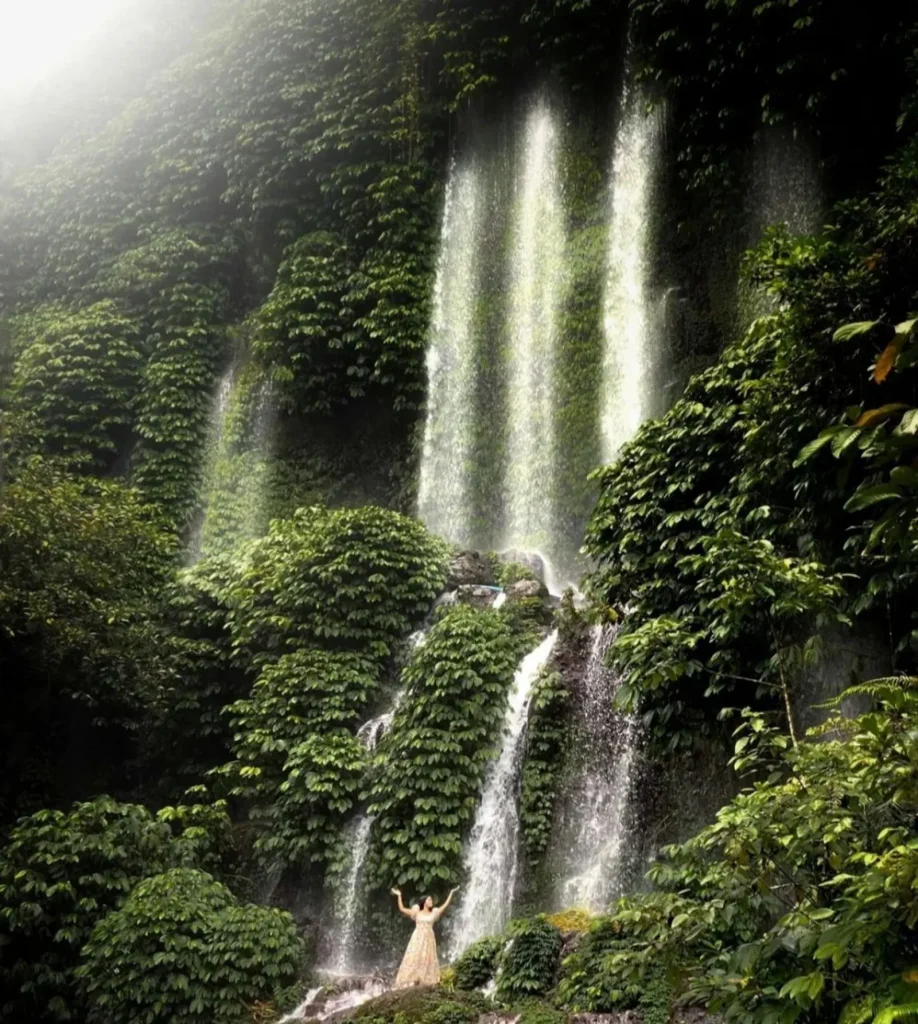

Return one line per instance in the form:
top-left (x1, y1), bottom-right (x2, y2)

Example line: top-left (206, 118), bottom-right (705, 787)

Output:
top-left (601, 76), bottom-right (664, 463)
top-left (417, 159), bottom-right (486, 548)
top-left (500, 99), bottom-right (568, 591)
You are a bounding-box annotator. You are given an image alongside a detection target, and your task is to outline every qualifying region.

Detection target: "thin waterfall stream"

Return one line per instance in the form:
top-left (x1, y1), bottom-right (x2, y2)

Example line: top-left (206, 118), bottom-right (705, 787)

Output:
top-left (321, 628), bottom-right (428, 976)
top-left (189, 357), bottom-right (277, 563)
top-left (451, 630), bottom-right (559, 955)
top-left (559, 624), bottom-right (639, 909)
top-left (326, 816), bottom-right (374, 976)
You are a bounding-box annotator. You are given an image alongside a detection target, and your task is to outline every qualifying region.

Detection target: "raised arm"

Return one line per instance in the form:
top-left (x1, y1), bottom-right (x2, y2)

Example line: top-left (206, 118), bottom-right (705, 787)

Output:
top-left (391, 887), bottom-right (415, 918)
top-left (439, 886), bottom-right (460, 914)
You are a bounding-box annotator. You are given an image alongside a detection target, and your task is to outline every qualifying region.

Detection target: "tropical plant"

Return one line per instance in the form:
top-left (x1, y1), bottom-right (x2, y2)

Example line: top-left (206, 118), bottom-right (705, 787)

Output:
top-left (367, 605), bottom-right (523, 889)
top-left (0, 797), bottom-right (231, 1024)
top-left (496, 917), bottom-right (563, 1002)
top-left (76, 868), bottom-right (302, 1024)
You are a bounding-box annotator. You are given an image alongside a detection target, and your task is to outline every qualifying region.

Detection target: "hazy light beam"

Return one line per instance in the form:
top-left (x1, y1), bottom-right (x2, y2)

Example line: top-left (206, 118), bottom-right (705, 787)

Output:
top-left (0, 1), bottom-right (125, 93)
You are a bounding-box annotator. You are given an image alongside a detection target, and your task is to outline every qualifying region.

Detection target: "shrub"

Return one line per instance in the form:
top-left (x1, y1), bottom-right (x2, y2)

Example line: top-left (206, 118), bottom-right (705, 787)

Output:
top-left (225, 505), bottom-right (448, 671)
top-left (0, 797), bottom-right (230, 1023)
top-left (453, 936), bottom-right (505, 991)
top-left (367, 605), bottom-right (523, 888)
top-left (546, 908), bottom-right (593, 935)
top-left (496, 918), bottom-right (563, 1002)
top-left (76, 868), bottom-right (302, 1024)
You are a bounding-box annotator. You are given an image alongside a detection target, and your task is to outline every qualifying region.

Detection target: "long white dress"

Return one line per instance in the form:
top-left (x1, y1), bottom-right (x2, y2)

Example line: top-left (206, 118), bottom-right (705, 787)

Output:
top-left (395, 907), bottom-right (442, 988)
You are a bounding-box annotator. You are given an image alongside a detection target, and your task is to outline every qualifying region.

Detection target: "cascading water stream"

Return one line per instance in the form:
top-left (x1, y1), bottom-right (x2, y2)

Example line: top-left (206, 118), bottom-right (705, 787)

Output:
top-left (559, 624), bottom-right (639, 910)
top-left (187, 361), bottom-right (237, 562)
top-left (501, 100), bottom-right (566, 581)
top-left (326, 815), bottom-right (374, 975)
top-left (451, 630), bottom-right (559, 955)
top-left (190, 359), bottom-right (276, 563)
top-left (601, 76), bottom-right (664, 463)
top-left (417, 158), bottom-right (485, 548)
top-left (322, 627), bottom-right (429, 974)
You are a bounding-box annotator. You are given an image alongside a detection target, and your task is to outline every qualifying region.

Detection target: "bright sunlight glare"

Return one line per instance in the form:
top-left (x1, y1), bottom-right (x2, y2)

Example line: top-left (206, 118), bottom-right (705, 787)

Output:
top-left (0, 0), bottom-right (125, 93)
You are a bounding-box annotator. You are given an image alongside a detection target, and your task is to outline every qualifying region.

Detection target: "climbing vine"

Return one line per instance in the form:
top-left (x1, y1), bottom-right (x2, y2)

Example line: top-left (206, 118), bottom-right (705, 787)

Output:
top-left (367, 605), bottom-right (524, 889)
top-left (519, 668), bottom-right (569, 864)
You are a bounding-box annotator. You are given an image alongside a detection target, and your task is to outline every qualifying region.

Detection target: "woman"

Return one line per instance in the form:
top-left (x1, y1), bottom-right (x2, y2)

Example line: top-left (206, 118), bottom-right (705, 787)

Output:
top-left (390, 885), bottom-right (459, 988)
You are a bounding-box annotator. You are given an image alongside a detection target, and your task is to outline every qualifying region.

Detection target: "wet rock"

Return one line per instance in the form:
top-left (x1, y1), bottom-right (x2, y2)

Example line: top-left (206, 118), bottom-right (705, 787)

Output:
top-left (454, 584), bottom-right (503, 608)
top-left (497, 548), bottom-right (545, 582)
top-left (447, 551), bottom-right (495, 588)
top-left (504, 578), bottom-right (547, 602)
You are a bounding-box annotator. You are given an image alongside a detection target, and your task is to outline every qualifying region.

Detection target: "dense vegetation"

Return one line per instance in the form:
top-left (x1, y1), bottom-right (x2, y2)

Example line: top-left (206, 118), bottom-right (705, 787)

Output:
top-left (3, 1), bottom-right (918, 1023)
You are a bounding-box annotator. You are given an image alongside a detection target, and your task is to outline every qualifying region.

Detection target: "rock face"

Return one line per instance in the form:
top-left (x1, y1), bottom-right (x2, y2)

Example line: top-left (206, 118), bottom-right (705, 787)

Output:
top-left (504, 578), bottom-right (547, 602)
top-left (498, 548), bottom-right (546, 582)
top-left (454, 584), bottom-right (503, 608)
top-left (447, 550), bottom-right (495, 588)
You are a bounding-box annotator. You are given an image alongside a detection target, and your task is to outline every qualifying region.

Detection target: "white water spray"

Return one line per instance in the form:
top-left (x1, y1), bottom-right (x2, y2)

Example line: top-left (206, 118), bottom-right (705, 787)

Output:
top-left (190, 359), bottom-right (276, 562)
top-left (326, 815), bottom-right (374, 975)
top-left (601, 78), bottom-right (664, 463)
top-left (417, 159), bottom-right (485, 547)
top-left (277, 980), bottom-right (387, 1024)
top-left (451, 630), bottom-right (559, 955)
top-left (501, 99), bottom-right (566, 560)
top-left (559, 624), bottom-right (639, 910)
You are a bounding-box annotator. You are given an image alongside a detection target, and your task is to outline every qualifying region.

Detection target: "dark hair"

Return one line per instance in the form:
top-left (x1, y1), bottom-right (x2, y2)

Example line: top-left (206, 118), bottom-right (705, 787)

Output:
top-left (418, 895), bottom-right (434, 907)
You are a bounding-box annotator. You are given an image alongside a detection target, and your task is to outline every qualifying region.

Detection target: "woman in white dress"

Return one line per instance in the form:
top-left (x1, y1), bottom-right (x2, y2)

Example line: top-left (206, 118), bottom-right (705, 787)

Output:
top-left (390, 886), bottom-right (459, 988)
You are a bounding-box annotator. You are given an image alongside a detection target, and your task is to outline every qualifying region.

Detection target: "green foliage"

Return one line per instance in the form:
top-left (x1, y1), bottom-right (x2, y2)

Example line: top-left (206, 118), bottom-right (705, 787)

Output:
top-left (0, 460), bottom-right (177, 819)
top-left (351, 987), bottom-right (488, 1024)
top-left (224, 506), bottom-right (448, 670)
top-left (367, 605), bottom-right (523, 889)
top-left (496, 917), bottom-right (563, 1002)
top-left (76, 867), bottom-right (302, 1024)
top-left (492, 558), bottom-right (539, 588)
top-left (585, 76), bottom-right (918, 743)
top-left (4, 302), bottom-right (143, 470)
top-left (514, 1004), bottom-right (566, 1024)
top-left (453, 936), bottom-right (505, 991)
top-left (798, 315), bottom-right (918, 652)
top-left (202, 506), bottom-right (445, 867)
top-left (520, 669), bottom-right (569, 863)
top-left (557, 682), bottom-right (918, 1024)
top-left (631, 0), bottom-right (918, 199)
top-left (0, 797), bottom-right (231, 1024)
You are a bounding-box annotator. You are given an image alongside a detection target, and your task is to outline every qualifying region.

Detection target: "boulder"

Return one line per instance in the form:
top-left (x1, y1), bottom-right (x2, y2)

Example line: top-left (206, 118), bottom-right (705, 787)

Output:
top-left (504, 578), bottom-right (547, 603)
top-left (497, 548), bottom-right (546, 582)
top-left (454, 584), bottom-right (503, 609)
top-left (447, 550), bottom-right (495, 588)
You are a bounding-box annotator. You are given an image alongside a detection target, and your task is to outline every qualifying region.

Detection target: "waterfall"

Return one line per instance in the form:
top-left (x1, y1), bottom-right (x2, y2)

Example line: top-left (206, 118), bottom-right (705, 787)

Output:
top-left (356, 691), bottom-right (404, 751)
top-left (187, 361), bottom-right (237, 562)
top-left (501, 100), bottom-right (566, 584)
top-left (190, 358), bottom-right (276, 563)
top-left (558, 624), bottom-right (639, 910)
top-left (740, 128), bottom-right (822, 324)
top-left (323, 625), bottom-right (429, 974)
top-left (277, 981), bottom-right (387, 1024)
top-left (417, 158), bottom-right (485, 548)
top-left (326, 815), bottom-right (374, 975)
top-left (751, 127), bottom-right (822, 238)
top-left (451, 630), bottom-right (559, 955)
top-left (601, 78), bottom-right (664, 463)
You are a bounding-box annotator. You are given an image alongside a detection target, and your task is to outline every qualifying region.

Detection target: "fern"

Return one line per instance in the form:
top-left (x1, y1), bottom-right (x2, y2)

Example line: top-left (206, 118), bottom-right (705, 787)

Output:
top-left (817, 677), bottom-right (918, 713)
